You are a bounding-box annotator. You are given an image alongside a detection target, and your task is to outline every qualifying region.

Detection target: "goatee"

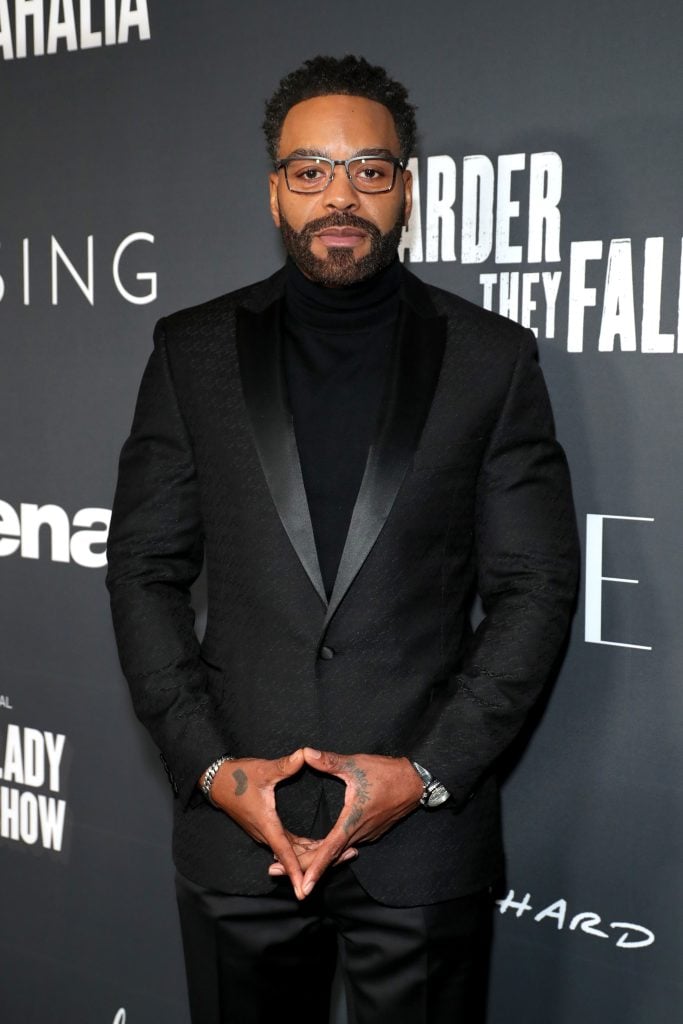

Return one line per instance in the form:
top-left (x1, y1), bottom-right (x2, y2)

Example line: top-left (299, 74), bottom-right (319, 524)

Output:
top-left (278, 205), bottom-right (405, 287)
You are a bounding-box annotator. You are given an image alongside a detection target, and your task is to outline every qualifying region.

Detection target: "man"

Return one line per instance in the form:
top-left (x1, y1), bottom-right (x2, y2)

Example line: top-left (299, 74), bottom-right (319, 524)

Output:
top-left (106, 54), bottom-right (579, 1024)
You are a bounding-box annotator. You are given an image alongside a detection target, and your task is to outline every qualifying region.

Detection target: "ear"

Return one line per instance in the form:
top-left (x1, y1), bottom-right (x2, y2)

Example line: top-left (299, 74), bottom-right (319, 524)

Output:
top-left (401, 167), bottom-right (413, 226)
top-left (268, 172), bottom-right (281, 227)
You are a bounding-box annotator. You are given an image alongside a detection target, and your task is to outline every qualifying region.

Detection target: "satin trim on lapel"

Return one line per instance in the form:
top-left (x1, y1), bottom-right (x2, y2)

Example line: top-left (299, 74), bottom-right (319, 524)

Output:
top-left (321, 300), bottom-right (447, 631)
top-left (236, 298), bottom-right (328, 607)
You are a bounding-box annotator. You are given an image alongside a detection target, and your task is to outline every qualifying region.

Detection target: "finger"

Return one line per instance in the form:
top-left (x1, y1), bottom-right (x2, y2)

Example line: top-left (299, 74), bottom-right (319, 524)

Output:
top-left (336, 847), bottom-right (358, 864)
top-left (274, 833), bottom-right (322, 876)
top-left (268, 846), bottom-right (357, 876)
top-left (268, 829), bottom-right (305, 900)
top-left (272, 839), bottom-right (354, 874)
top-left (269, 840), bottom-right (327, 873)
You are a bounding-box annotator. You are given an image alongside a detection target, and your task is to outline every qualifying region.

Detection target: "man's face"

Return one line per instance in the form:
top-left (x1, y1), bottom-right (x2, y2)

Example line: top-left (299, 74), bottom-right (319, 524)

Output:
top-left (268, 94), bottom-right (413, 286)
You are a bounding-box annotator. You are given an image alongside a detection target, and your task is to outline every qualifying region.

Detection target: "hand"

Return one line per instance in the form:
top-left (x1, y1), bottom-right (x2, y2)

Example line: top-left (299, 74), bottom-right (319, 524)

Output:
top-left (295, 748), bottom-right (424, 897)
top-left (206, 749), bottom-right (309, 900)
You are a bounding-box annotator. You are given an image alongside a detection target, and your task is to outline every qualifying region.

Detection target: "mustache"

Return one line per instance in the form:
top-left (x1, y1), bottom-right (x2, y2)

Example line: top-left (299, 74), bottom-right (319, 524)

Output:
top-left (295, 212), bottom-right (381, 238)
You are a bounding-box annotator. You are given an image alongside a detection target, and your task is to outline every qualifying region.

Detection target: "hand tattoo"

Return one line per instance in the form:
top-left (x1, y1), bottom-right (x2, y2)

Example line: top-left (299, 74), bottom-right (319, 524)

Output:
top-left (232, 768), bottom-right (248, 796)
top-left (342, 758), bottom-right (371, 834)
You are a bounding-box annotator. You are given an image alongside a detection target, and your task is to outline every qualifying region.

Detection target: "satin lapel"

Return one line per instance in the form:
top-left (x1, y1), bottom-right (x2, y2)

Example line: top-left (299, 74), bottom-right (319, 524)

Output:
top-left (235, 298), bottom-right (328, 608)
top-left (321, 298), bottom-right (447, 632)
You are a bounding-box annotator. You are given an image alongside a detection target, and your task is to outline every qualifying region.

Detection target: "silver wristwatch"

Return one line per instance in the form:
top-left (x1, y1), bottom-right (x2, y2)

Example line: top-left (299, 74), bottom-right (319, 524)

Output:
top-left (410, 760), bottom-right (451, 808)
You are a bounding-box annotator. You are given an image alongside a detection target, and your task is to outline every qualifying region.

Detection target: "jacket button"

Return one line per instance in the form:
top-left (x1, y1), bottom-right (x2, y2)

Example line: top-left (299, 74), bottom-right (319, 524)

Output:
top-left (319, 645), bottom-right (335, 660)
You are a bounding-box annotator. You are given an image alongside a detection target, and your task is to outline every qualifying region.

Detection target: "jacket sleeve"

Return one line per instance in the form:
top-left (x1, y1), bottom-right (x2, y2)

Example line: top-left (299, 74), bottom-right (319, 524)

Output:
top-left (106, 318), bottom-right (229, 808)
top-left (405, 328), bottom-right (580, 810)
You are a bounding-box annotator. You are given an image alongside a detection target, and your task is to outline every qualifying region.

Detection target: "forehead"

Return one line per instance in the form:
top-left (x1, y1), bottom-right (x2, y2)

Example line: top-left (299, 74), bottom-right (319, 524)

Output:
top-left (278, 94), bottom-right (400, 157)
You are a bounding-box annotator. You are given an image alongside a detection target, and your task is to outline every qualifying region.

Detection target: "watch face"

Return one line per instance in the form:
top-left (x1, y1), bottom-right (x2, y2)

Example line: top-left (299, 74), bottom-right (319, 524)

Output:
top-left (427, 784), bottom-right (450, 808)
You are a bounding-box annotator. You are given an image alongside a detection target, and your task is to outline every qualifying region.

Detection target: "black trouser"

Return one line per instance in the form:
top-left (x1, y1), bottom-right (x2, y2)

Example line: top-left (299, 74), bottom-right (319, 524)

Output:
top-left (174, 863), bottom-right (493, 1024)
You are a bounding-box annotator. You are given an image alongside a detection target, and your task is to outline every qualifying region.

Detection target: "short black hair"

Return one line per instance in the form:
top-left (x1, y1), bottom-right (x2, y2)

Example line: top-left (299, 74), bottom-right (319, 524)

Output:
top-left (263, 54), bottom-right (417, 165)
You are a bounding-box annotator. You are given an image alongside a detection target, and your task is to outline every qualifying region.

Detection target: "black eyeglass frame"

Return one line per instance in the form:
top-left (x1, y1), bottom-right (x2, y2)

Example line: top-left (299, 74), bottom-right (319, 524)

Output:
top-left (275, 155), bottom-right (407, 194)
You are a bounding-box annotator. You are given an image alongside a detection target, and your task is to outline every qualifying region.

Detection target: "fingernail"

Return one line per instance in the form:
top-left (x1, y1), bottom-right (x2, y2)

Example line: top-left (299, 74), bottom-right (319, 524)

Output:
top-left (307, 748), bottom-right (321, 759)
top-left (303, 880), bottom-right (314, 895)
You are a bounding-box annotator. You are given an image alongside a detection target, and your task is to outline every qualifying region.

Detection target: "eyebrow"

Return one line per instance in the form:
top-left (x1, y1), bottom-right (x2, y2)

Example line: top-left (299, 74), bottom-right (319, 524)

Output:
top-left (280, 147), bottom-right (397, 161)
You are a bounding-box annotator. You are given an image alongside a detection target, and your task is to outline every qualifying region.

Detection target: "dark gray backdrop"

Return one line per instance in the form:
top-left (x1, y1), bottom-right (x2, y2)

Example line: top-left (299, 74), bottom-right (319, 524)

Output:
top-left (1, 2), bottom-right (681, 1021)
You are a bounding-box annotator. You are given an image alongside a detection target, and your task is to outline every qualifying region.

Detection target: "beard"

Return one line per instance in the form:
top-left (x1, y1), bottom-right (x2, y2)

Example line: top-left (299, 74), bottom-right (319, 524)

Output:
top-left (278, 203), bottom-right (405, 287)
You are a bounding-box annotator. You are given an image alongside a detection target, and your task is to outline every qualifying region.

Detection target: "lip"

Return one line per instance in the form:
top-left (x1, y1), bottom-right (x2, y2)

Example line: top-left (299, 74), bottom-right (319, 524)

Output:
top-left (316, 228), bottom-right (367, 248)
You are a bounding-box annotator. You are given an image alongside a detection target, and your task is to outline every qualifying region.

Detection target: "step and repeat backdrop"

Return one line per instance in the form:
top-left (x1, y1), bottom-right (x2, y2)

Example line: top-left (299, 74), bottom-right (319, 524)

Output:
top-left (1, 2), bottom-right (681, 1021)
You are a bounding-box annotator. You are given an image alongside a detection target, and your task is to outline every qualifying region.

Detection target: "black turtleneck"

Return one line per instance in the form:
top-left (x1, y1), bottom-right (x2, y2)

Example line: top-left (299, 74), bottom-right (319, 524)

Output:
top-left (283, 255), bottom-right (402, 600)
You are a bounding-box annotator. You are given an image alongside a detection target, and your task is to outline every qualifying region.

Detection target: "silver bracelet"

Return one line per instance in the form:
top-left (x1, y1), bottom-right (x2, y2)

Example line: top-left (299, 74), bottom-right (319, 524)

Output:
top-left (200, 754), bottom-right (234, 806)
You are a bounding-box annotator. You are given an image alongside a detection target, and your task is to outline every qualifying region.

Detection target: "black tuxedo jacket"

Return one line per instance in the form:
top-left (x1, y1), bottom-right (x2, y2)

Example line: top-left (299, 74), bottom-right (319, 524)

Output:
top-left (106, 264), bottom-right (579, 905)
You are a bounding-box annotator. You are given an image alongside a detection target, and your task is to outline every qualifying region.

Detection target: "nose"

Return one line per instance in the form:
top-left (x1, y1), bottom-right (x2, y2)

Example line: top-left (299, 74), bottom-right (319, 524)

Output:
top-left (323, 164), bottom-right (360, 211)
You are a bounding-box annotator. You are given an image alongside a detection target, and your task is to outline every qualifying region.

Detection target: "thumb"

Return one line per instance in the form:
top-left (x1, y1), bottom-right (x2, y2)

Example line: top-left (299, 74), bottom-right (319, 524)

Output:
top-left (276, 748), bottom-right (305, 777)
top-left (302, 747), bottom-right (344, 775)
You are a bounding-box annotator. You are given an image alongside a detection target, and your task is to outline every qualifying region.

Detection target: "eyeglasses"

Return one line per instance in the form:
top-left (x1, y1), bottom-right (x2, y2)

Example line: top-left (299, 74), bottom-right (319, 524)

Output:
top-left (275, 155), bottom-right (406, 194)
